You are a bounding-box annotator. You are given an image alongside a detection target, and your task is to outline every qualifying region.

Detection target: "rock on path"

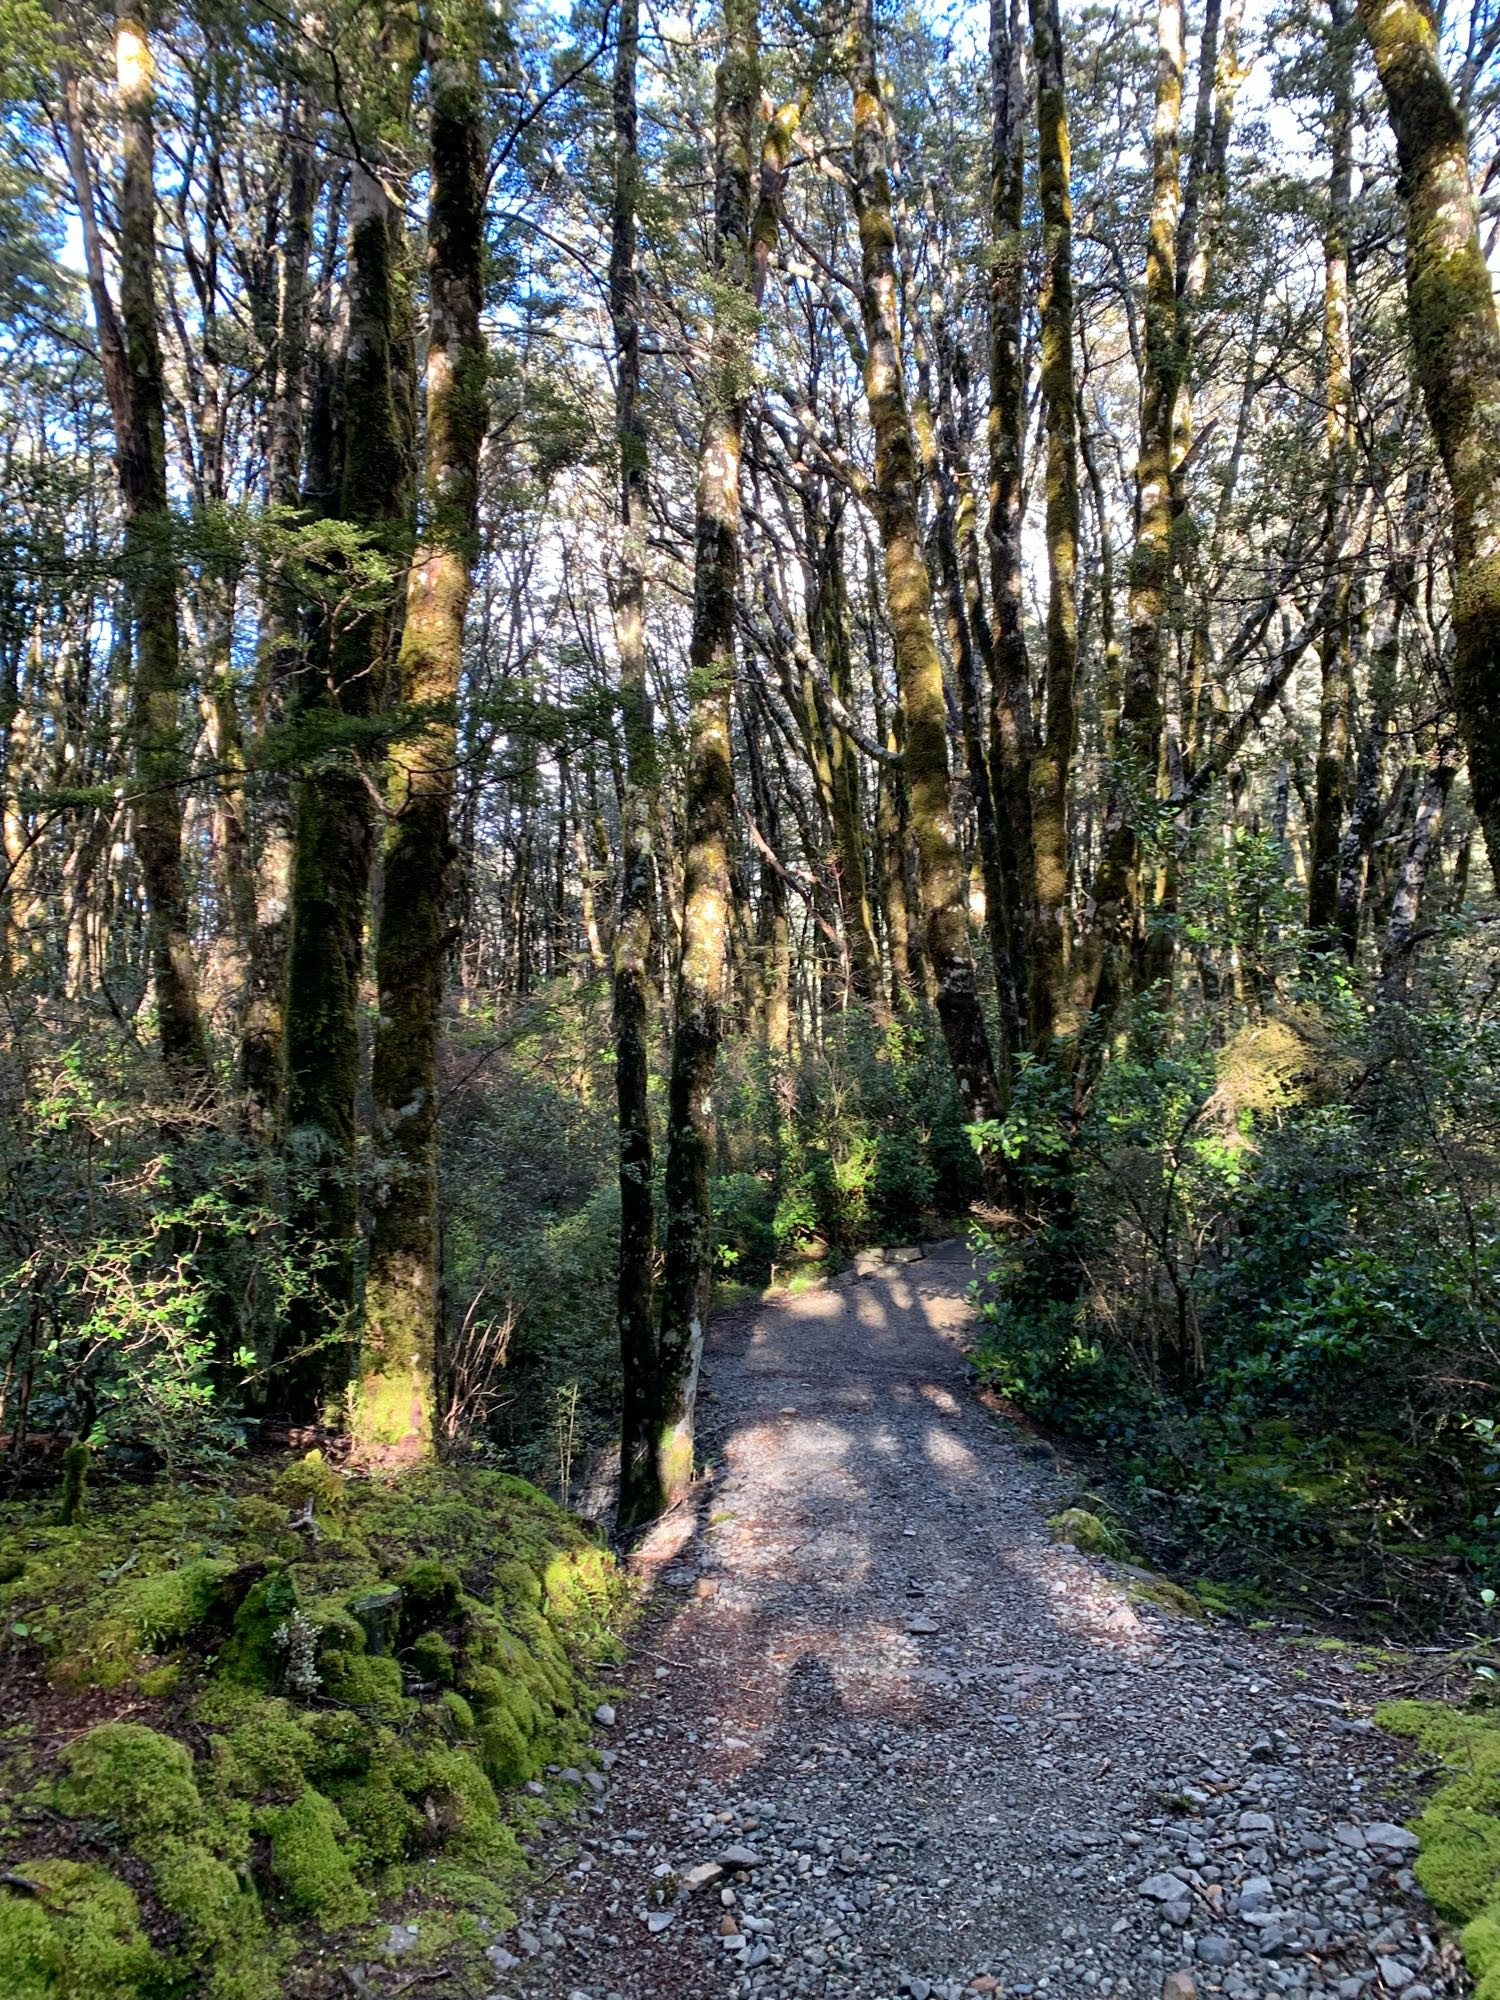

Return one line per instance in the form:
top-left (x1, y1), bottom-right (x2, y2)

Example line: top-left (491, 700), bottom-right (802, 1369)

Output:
top-left (489, 1240), bottom-right (1466, 2000)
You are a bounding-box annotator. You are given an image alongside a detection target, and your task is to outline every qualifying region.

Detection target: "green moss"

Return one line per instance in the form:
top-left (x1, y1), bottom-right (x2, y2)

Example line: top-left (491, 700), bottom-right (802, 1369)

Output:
top-left (271, 1451), bottom-right (348, 1521)
top-left (71, 1559), bottom-right (242, 1687)
top-left (0, 1459), bottom-right (629, 1985)
top-left (409, 1630), bottom-right (455, 1685)
top-left (0, 1860), bottom-right (168, 2000)
top-left (63, 1724), bottom-right (204, 1846)
top-left (389, 1743), bottom-right (514, 1866)
top-left (216, 1570), bottom-right (297, 1689)
top-left (396, 1558), bottom-right (461, 1627)
top-left (318, 1649), bottom-right (405, 1717)
top-left (57, 1442), bottom-right (89, 1528)
top-left (1046, 1507), bottom-right (1129, 1558)
top-left (440, 1690), bottom-right (475, 1735)
top-left (152, 1840), bottom-right (271, 1999)
top-left (323, 1771), bottom-right (421, 1871)
top-left (1126, 1575), bottom-right (1205, 1619)
top-left (1379, 1698), bottom-right (1500, 1987)
top-left (255, 1787), bottom-right (369, 1926)
top-left (220, 1701), bottom-right (318, 1798)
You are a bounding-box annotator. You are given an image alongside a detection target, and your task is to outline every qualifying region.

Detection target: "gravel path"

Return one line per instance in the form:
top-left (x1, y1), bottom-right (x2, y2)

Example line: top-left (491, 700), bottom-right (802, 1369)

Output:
top-left (484, 1239), bottom-right (1466, 2000)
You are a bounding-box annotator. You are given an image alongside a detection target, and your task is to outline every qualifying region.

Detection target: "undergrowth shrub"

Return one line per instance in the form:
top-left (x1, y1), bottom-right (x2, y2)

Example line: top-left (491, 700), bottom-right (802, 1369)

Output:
top-left (970, 983), bottom-right (1500, 1628)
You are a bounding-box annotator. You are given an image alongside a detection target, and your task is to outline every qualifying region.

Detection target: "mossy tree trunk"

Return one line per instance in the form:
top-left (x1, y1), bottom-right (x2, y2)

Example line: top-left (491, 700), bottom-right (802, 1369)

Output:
top-left (986, 0), bottom-right (1035, 1021)
top-left (115, 3), bottom-right (211, 1093)
top-left (611, 0), bottom-right (668, 1528)
top-left (847, 0), bottom-right (1003, 1137)
top-left (278, 54), bottom-right (418, 1421)
top-left (1358, 0), bottom-right (1500, 879)
top-left (1308, 0), bottom-right (1356, 940)
top-left (1026, 0), bottom-right (1082, 1055)
top-left (646, 0), bottom-right (762, 1518)
top-left (361, 13), bottom-right (488, 1458)
top-left (242, 110), bottom-right (316, 1132)
top-left (1076, 0), bottom-right (1181, 1030)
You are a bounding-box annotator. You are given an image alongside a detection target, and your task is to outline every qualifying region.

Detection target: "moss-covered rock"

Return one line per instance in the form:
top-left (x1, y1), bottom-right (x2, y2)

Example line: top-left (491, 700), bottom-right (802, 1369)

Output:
top-left (0, 1458), bottom-right (629, 1994)
top-left (63, 1723), bottom-right (205, 1846)
top-left (1380, 1699), bottom-right (1500, 1988)
top-left (409, 1630), bottom-right (455, 1686)
top-left (255, 1787), bottom-right (369, 1926)
top-left (216, 1570), bottom-right (298, 1689)
top-left (0, 1859), bottom-right (168, 2000)
top-left (1046, 1507), bottom-right (1129, 1558)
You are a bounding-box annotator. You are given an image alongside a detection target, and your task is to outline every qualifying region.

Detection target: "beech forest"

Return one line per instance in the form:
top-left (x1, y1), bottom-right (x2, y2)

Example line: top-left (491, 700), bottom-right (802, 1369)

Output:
top-left (1, 0), bottom-right (1500, 1994)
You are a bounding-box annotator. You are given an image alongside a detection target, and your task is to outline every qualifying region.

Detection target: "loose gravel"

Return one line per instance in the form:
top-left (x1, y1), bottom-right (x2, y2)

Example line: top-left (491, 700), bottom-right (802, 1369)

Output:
top-left (482, 1239), bottom-right (1467, 2000)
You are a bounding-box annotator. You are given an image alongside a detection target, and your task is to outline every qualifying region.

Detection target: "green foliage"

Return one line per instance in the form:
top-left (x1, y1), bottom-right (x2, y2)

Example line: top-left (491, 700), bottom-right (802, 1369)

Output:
top-left (971, 991), bottom-right (1500, 1627)
top-left (0, 1041), bottom-right (314, 1476)
top-left (0, 1459), bottom-right (629, 1998)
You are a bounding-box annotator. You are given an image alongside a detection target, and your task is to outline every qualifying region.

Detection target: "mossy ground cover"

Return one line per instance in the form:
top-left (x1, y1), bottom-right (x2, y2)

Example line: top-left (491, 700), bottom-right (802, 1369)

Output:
top-left (1378, 1700), bottom-right (1500, 1998)
top-left (0, 1455), bottom-right (628, 1999)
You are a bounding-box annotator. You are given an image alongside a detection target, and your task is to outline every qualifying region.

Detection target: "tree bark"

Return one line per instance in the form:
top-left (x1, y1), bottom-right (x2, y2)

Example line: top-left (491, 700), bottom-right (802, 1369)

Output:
top-left (986, 0), bottom-right (1034, 1006)
top-left (279, 115), bottom-right (417, 1420)
top-left (1358, 0), bottom-right (1500, 878)
top-left (1308, 0), bottom-right (1356, 938)
top-left (1079, 0), bottom-right (1182, 1027)
top-left (242, 108), bottom-right (316, 1131)
top-left (113, 5), bottom-right (211, 1090)
top-left (847, 0), bottom-right (1003, 1133)
top-left (1026, 0), bottom-right (1082, 1054)
top-left (649, 0), bottom-right (762, 1517)
top-left (361, 18), bottom-right (488, 1457)
top-left (611, 0), bottom-right (668, 1528)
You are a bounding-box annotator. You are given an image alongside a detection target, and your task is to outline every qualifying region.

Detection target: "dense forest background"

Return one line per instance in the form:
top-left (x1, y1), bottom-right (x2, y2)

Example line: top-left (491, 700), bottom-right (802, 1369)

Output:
top-left (1, 0), bottom-right (1499, 1630)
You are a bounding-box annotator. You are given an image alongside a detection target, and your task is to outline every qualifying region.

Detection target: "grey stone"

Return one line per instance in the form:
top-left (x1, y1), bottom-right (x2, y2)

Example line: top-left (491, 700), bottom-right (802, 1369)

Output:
top-left (594, 1703), bottom-right (617, 1727)
top-left (718, 1844), bottom-right (764, 1870)
top-left (1142, 1874), bottom-right (1192, 1901)
top-left (485, 1944), bottom-right (519, 1974)
top-left (1196, 1936), bottom-right (1233, 1966)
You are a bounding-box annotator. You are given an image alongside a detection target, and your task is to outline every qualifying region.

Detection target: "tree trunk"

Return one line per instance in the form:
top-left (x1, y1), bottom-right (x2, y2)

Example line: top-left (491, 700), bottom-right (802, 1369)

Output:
top-left (611, 0), bottom-right (668, 1526)
top-left (1308, 0), bottom-right (1356, 938)
top-left (1026, 0), bottom-right (1082, 1054)
top-left (648, 0), bottom-right (762, 1517)
top-left (1378, 736), bottom-right (1460, 1003)
top-left (1358, 0), bottom-right (1500, 878)
top-left (361, 22), bottom-right (488, 1458)
top-left (278, 135), bottom-right (417, 1421)
top-left (114, 5), bottom-right (211, 1091)
top-left (986, 0), bottom-right (1034, 1007)
top-left (848, 0), bottom-right (1003, 1133)
top-left (1078, 0), bottom-right (1181, 1032)
top-left (242, 109), bottom-right (316, 1131)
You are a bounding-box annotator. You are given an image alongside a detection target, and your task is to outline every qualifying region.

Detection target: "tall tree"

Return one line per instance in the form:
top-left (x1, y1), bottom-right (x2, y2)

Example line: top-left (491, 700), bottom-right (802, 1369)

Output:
top-left (847, 0), bottom-right (1003, 1132)
top-left (63, 7), bottom-right (210, 1090)
top-left (361, 3), bottom-right (489, 1456)
top-left (1308, 0), bottom-right (1356, 938)
top-left (610, 0), bottom-right (666, 1528)
top-left (647, 0), bottom-right (762, 1515)
top-left (1026, 0), bottom-right (1082, 1053)
top-left (1357, 0), bottom-right (1500, 879)
top-left (277, 23), bottom-right (419, 1421)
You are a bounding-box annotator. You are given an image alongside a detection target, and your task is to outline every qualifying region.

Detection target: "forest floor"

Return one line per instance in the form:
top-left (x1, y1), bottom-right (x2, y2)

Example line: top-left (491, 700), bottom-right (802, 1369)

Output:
top-left (479, 1239), bottom-right (1468, 2000)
